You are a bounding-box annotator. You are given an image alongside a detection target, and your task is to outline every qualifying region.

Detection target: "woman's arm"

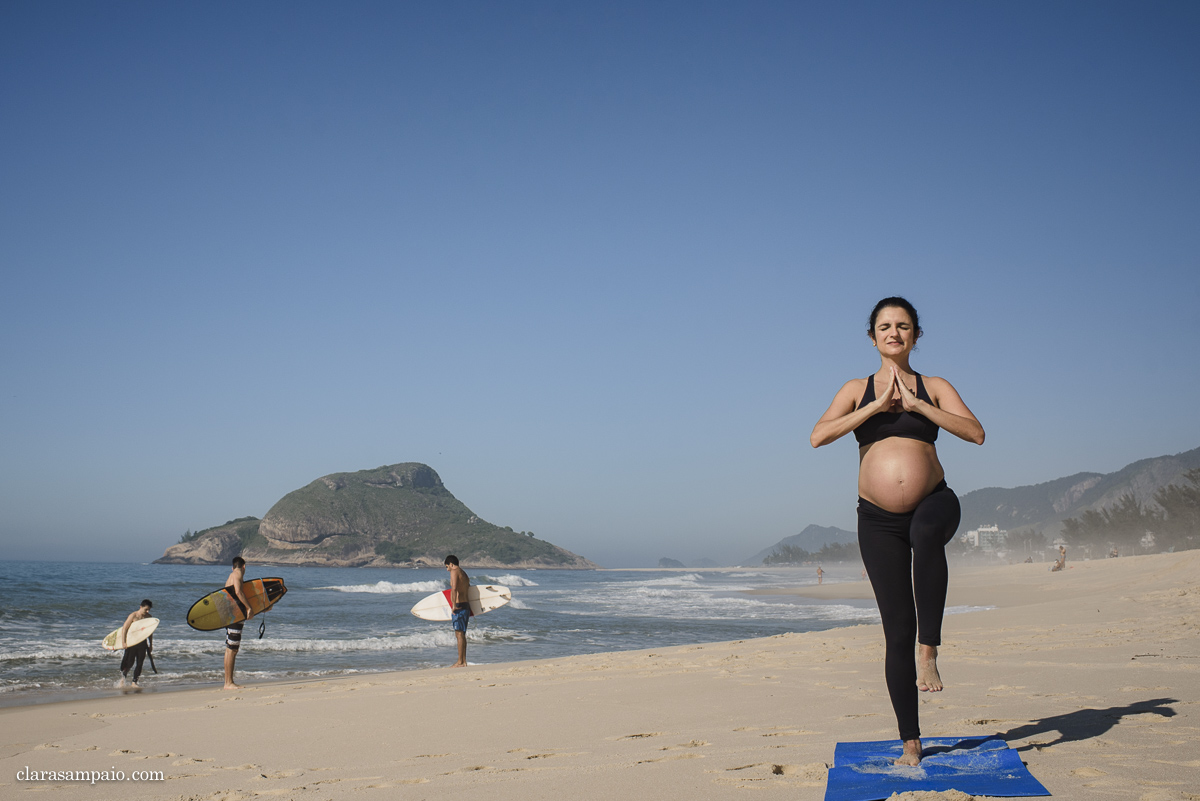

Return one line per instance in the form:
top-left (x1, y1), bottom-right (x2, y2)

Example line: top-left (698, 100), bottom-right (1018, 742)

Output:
top-left (810, 378), bottom-right (890, 448)
top-left (894, 369), bottom-right (985, 445)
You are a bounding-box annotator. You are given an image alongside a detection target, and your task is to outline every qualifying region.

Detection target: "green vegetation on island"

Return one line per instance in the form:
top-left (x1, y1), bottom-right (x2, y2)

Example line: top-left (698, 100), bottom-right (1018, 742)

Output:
top-left (156, 463), bottom-right (596, 568)
top-left (179, 517), bottom-right (263, 549)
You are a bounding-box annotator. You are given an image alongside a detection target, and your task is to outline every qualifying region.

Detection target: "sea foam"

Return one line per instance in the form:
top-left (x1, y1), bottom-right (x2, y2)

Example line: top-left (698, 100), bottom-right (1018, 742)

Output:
top-left (315, 580), bottom-right (446, 594)
top-left (477, 574), bottom-right (539, 587)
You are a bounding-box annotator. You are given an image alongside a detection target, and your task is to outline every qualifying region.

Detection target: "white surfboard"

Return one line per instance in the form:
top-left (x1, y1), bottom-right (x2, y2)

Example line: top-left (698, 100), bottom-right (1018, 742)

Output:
top-left (410, 585), bottom-right (512, 621)
top-left (102, 617), bottom-right (159, 651)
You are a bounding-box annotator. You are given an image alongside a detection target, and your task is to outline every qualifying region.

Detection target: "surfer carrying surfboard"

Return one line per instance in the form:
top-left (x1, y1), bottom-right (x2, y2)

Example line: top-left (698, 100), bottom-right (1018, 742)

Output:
top-left (444, 555), bottom-right (470, 667)
top-left (118, 599), bottom-right (154, 689)
top-left (224, 557), bottom-right (255, 689)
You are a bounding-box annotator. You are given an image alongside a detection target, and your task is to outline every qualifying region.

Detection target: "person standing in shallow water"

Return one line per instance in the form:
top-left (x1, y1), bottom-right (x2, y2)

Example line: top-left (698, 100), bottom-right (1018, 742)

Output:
top-left (117, 599), bottom-right (154, 690)
top-left (445, 555), bottom-right (470, 668)
top-left (811, 297), bottom-right (984, 766)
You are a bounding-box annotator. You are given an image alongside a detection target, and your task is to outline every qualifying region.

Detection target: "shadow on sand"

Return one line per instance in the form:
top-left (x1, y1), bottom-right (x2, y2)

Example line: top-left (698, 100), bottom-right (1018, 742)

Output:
top-left (998, 697), bottom-right (1178, 752)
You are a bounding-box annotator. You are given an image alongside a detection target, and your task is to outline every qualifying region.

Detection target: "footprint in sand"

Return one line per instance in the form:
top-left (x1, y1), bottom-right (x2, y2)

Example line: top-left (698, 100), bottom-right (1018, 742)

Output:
top-left (716, 762), bottom-right (828, 781)
top-left (362, 778), bottom-right (430, 787)
top-left (986, 685), bottom-right (1026, 695)
top-left (1070, 767), bottom-right (1108, 777)
top-left (769, 763), bottom-right (829, 779)
top-left (636, 753), bottom-right (702, 764)
top-left (660, 740), bottom-right (709, 750)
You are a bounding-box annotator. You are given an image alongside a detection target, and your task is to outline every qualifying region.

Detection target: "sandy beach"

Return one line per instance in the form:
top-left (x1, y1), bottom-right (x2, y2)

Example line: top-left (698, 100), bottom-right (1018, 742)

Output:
top-left (2, 550), bottom-right (1197, 800)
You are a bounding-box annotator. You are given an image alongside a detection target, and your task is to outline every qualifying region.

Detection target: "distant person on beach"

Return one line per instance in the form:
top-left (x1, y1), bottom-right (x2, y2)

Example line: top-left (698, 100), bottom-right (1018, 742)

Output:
top-left (118, 599), bottom-right (154, 690)
top-left (445, 555), bottom-right (470, 667)
top-left (224, 556), bottom-right (254, 689)
top-left (1110, 547), bottom-right (1119, 558)
top-left (811, 296), bottom-right (984, 766)
top-left (817, 566), bottom-right (824, 584)
top-left (1059, 545), bottom-right (1067, 566)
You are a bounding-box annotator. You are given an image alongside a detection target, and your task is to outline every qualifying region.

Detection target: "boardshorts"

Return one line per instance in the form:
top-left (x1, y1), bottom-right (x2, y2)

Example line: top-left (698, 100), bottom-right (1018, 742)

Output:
top-left (451, 605), bottom-right (470, 633)
top-left (225, 622), bottom-right (244, 651)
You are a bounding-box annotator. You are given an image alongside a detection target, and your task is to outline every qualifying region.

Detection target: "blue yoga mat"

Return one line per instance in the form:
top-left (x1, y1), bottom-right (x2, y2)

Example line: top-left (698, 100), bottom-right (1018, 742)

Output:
top-left (824, 736), bottom-right (1050, 801)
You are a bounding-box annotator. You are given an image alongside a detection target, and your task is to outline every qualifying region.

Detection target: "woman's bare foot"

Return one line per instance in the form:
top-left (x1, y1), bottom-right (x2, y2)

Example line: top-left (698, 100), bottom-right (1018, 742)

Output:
top-left (223, 682), bottom-right (242, 690)
top-left (917, 645), bottom-right (943, 692)
top-left (895, 738), bottom-right (922, 766)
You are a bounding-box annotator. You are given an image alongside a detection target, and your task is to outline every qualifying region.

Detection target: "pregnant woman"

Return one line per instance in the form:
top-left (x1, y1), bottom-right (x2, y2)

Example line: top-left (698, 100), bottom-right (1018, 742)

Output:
top-left (811, 297), bottom-right (984, 765)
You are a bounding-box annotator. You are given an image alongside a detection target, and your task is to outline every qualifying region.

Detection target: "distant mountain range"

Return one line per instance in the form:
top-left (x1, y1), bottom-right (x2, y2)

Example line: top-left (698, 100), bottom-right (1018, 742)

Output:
top-left (655, 556), bottom-right (722, 569)
top-left (742, 524), bottom-right (856, 566)
top-left (958, 445), bottom-right (1200, 537)
top-left (156, 463), bottom-right (597, 569)
top-left (743, 446), bottom-right (1200, 564)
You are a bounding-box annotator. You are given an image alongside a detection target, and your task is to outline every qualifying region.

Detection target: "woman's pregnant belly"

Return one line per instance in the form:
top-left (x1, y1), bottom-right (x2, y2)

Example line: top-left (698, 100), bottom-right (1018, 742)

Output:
top-left (858, 438), bottom-right (944, 513)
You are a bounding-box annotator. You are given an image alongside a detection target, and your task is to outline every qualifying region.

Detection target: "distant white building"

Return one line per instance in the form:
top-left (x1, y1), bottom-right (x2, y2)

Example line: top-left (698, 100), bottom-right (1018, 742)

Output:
top-left (961, 524), bottom-right (1007, 552)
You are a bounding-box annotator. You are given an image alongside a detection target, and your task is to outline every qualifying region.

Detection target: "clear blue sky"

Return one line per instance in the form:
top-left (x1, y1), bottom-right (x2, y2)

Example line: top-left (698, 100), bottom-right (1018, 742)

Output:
top-left (2, 1), bottom-right (1198, 567)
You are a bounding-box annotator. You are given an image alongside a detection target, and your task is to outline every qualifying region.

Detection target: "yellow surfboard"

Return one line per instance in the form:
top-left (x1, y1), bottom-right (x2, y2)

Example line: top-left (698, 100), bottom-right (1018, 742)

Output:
top-left (186, 578), bottom-right (287, 631)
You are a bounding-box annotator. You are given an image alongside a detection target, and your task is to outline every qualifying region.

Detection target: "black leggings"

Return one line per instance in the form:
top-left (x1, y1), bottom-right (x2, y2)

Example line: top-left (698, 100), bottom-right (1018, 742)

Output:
top-left (857, 480), bottom-right (961, 741)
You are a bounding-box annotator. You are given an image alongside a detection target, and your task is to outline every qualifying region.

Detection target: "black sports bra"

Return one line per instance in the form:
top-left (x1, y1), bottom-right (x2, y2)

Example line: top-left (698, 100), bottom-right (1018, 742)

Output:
top-left (853, 373), bottom-right (939, 446)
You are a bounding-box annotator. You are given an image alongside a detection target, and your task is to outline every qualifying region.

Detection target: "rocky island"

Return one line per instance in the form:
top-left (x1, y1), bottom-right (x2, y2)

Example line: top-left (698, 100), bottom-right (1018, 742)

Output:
top-left (155, 463), bottom-right (598, 569)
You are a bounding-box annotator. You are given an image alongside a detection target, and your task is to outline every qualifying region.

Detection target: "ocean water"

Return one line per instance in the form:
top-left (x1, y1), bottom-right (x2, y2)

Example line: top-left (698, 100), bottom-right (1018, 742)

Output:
top-left (0, 561), bottom-right (888, 707)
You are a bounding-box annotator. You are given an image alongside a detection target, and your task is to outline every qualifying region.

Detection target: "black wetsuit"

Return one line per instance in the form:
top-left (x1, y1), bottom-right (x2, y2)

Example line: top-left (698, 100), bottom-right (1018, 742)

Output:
top-left (855, 374), bottom-right (961, 742)
top-left (120, 640), bottom-right (149, 683)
